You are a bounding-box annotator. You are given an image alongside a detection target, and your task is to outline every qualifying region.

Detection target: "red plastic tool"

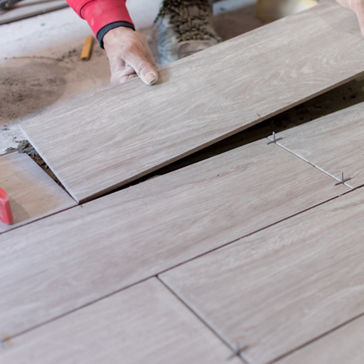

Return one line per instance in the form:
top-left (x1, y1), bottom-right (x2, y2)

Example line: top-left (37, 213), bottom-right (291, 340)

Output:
top-left (0, 187), bottom-right (13, 225)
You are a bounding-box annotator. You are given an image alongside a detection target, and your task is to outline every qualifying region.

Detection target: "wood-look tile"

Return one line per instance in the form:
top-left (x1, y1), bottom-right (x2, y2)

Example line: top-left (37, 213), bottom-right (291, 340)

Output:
top-left (273, 101), bottom-right (364, 188)
top-left (0, 279), bottom-right (240, 364)
top-left (161, 189), bottom-right (364, 364)
top-left (0, 152), bottom-right (75, 233)
top-left (21, 1), bottom-right (364, 201)
top-left (277, 315), bottom-right (364, 364)
top-left (0, 139), bottom-right (346, 338)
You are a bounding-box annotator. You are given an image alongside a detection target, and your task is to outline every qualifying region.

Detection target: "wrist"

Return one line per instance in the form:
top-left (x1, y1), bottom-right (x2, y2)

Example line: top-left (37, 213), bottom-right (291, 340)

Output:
top-left (98, 22), bottom-right (135, 48)
top-left (80, 0), bottom-right (134, 44)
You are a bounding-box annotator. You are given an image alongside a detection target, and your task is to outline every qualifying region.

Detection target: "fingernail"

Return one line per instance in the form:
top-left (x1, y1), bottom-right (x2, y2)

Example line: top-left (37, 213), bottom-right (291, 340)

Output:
top-left (144, 72), bottom-right (158, 85)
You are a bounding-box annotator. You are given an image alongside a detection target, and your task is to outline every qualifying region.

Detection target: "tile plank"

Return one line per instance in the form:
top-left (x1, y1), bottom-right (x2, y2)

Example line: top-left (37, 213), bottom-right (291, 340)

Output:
top-left (274, 101), bottom-right (364, 188)
top-left (277, 315), bottom-right (364, 364)
top-left (161, 189), bottom-right (364, 364)
top-left (0, 279), bottom-right (240, 364)
top-left (0, 139), bottom-right (346, 338)
top-left (21, 1), bottom-right (364, 201)
top-left (0, 152), bottom-right (75, 233)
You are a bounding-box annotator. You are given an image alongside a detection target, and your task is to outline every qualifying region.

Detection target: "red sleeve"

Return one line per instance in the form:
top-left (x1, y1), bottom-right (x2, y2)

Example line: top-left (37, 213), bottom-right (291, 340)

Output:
top-left (66, 0), bottom-right (134, 36)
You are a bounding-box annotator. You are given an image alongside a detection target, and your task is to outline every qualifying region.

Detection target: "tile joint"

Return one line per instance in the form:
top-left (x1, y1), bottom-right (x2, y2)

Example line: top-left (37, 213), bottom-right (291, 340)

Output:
top-left (335, 171), bottom-right (352, 186)
top-left (227, 343), bottom-right (249, 361)
top-left (267, 132), bottom-right (283, 145)
top-left (267, 134), bottom-right (354, 189)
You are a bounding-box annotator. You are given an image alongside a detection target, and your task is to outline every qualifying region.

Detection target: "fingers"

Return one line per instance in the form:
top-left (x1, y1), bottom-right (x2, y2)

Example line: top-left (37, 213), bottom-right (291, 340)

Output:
top-left (109, 50), bottom-right (158, 86)
top-left (122, 42), bottom-right (159, 86)
top-left (107, 55), bottom-right (134, 85)
top-left (103, 27), bottom-right (159, 86)
top-left (110, 68), bottom-right (138, 86)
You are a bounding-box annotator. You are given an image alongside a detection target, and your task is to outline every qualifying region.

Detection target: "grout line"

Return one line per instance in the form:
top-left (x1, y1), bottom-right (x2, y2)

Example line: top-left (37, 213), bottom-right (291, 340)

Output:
top-left (343, 182), bottom-right (364, 194)
top-left (6, 170), bottom-right (364, 341)
top-left (271, 138), bottom-right (354, 189)
top-left (0, 204), bottom-right (77, 237)
top-left (4, 193), bottom-right (347, 342)
top-left (3, 275), bottom-right (153, 342)
top-left (156, 193), bottom-right (347, 276)
top-left (5, 183), bottom-right (364, 344)
top-left (156, 276), bottom-right (249, 364)
top-left (1, 130), bottom-right (355, 237)
top-left (268, 311), bottom-right (364, 363)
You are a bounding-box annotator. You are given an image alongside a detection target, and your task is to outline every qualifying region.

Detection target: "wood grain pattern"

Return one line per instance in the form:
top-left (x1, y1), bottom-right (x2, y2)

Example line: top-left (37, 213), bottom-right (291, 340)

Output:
top-left (0, 139), bottom-right (347, 338)
top-left (0, 0), bottom-right (67, 25)
top-left (277, 315), bottom-right (364, 364)
top-left (273, 101), bottom-right (364, 188)
top-left (21, 0), bottom-right (364, 202)
top-left (0, 152), bottom-right (75, 233)
top-left (0, 279), bottom-right (240, 364)
top-left (161, 189), bottom-right (364, 364)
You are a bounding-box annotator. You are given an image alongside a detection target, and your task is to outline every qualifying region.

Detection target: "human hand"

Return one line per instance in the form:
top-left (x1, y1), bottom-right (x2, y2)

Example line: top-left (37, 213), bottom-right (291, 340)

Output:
top-left (103, 27), bottom-right (159, 85)
top-left (337, 0), bottom-right (364, 34)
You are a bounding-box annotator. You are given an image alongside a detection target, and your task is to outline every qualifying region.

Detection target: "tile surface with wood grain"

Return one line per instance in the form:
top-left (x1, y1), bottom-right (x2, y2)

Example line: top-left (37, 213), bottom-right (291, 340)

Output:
top-left (277, 315), bottom-right (364, 364)
top-left (161, 189), bottom-right (364, 364)
top-left (273, 101), bottom-right (364, 187)
top-left (21, 0), bottom-right (364, 201)
top-left (0, 139), bottom-right (347, 338)
top-left (0, 152), bottom-right (75, 233)
top-left (0, 279), bottom-right (240, 364)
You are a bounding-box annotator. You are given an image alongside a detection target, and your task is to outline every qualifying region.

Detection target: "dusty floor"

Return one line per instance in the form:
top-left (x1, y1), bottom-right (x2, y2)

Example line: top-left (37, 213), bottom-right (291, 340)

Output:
top-left (1, 0), bottom-right (363, 178)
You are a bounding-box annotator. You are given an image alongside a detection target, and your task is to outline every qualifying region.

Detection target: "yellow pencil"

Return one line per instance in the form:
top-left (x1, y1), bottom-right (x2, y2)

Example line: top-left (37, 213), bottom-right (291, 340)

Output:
top-left (80, 35), bottom-right (94, 61)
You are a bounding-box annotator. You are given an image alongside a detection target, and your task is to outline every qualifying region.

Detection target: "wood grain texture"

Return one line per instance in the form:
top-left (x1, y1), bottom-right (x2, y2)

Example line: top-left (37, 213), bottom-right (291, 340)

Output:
top-left (273, 101), bottom-right (364, 188)
top-left (21, 0), bottom-right (364, 202)
top-left (277, 315), bottom-right (364, 364)
top-left (0, 139), bottom-right (347, 338)
top-left (161, 189), bottom-right (364, 364)
top-left (0, 279), bottom-right (240, 364)
top-left (0, 152), bottom-right (75, 233)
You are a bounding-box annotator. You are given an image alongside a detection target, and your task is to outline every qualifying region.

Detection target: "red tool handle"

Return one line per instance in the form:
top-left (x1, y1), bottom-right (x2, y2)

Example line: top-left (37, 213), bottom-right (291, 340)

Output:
top-left (0, 188), bottom-right (13, 225)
